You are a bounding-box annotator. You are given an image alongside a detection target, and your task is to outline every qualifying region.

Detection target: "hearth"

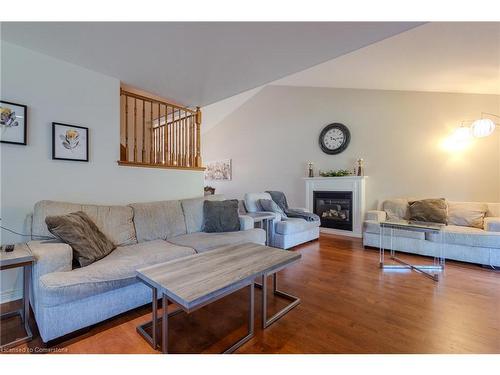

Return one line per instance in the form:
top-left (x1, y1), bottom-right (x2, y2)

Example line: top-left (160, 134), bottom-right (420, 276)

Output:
top-left (313, 191), bottom-right (353, 231)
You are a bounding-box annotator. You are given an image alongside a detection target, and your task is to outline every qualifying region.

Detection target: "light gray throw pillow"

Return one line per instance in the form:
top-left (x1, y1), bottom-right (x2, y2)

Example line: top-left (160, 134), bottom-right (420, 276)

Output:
top-left (258, 199), bottom-right (287, 218)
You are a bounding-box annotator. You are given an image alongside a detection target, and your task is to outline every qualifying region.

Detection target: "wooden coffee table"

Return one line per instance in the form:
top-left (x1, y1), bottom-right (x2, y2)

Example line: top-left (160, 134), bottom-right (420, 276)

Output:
top-left (136, 242), bottom-right (301, 353)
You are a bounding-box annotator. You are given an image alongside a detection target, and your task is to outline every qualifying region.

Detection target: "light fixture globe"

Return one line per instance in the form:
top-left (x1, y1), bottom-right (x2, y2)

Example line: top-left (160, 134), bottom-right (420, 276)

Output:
top-left (471, 118), bottom-right (495, 138)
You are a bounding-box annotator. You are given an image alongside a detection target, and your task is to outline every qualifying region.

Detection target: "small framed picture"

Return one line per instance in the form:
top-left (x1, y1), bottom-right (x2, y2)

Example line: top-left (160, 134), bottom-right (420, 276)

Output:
top-left (0, 100), bottom-right (27, 145)
top-left (52, 122), bottom-right (89, 162)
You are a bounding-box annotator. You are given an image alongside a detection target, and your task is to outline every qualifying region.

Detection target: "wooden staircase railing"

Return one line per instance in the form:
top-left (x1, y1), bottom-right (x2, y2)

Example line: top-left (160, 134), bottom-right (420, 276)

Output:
top-left (118, 89), bottom-right (204, 171)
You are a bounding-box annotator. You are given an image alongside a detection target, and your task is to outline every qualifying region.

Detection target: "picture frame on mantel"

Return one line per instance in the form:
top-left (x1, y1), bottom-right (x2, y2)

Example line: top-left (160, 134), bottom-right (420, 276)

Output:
top-left (52, 122), bottom-right (89, 162)
top-left (0, 100), bottom-right (27, 145)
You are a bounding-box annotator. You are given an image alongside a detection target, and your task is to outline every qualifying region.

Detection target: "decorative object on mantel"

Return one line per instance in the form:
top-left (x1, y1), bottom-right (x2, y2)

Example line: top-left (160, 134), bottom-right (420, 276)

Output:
top-left (319, 169), bottom-right (352, 177)
top-left (0, 100), bottom-right (27, 145)
top-left (356, 158), bottom-right (365, 176)
top-left (318, 123), bottom-right (351, 155)
top-left (307, 162), bottom-right (314, 177)
top-left (204, 186), bottom-right (215, 196)
top-left (204, 159), bottom-right (232, 181)
top-left (52, 122), bottom-right (89, 162)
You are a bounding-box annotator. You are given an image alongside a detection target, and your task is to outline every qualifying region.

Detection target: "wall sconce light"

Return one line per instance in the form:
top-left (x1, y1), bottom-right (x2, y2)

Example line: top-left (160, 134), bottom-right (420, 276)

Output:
top-left (471, 118), bottom-right (496, 138)
top-left (458, 113), bottom-right (499, 139)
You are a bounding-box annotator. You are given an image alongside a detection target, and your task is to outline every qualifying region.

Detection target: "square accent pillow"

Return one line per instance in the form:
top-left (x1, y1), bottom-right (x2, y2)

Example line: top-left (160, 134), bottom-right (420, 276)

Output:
top-left (45, 211), bottom-right (116, 267)
top-left (383, 198), bottom-right (410, 220)
top-left (408, 198), bottom-right (447, 224)
top-left (258, 199), bottom-right (287, 218)
top-left (203, 200), bottom-right (241, 233)
top-left (447, 202), bottom-right (488, 229)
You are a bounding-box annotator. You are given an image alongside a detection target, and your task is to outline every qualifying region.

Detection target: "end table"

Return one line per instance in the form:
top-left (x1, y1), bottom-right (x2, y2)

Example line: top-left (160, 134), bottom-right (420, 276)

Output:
top-left (0, 243), bottom-right (34, 350)
top-left (244, 212), bottom-right (276, 246)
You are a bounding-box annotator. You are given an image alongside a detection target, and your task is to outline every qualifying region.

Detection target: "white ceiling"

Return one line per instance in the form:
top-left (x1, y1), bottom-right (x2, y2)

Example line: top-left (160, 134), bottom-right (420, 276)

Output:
top-left (275, 22), bottom-right (500, 95)
top-left (0, 22), bottom-right (421, 107)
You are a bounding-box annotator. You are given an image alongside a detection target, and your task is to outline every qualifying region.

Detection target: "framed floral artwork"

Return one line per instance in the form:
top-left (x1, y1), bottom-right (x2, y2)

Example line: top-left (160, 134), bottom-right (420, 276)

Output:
top-left (52, 122), bottom-right (89, 162)
top-left (0, 100), bottom-right (27, 145)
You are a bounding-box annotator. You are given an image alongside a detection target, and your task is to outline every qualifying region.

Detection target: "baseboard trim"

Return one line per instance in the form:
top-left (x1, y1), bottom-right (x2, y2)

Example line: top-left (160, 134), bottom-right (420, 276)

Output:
top-left (0, 288), bottom-right (23, 304)
top-left (320, 227), bottom-right (362, 238)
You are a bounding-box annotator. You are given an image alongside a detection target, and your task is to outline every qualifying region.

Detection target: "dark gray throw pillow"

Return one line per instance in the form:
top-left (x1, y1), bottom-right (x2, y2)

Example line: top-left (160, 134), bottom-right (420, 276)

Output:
top-left (45, 211), bottom-right (116, 267)
top-left (408, 198), bottom-right (448, 224)
top-left (203, 200), bottom-right (241, 233)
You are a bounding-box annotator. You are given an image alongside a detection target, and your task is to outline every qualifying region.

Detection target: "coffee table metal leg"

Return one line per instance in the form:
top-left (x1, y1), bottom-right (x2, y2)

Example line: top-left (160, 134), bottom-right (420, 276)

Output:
top-left (261, 273), bottom-right (300, 329)
top-left (162, 293), bottom-right (168, 354)
top-left (223, 282), bottom-right (254, 354)
top-left (138, 282), bottom-right (255, 353)
top-left (151, 287), bottom-right (157, 349)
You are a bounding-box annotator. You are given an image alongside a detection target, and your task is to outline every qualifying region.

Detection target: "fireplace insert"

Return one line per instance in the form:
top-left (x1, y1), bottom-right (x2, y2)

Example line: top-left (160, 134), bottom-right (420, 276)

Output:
top-left (313, 191), bottom-right (353, 231)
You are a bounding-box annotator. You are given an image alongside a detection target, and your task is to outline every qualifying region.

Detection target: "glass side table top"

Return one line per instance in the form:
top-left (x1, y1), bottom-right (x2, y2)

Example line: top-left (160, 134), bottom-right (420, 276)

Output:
top-left (380, 220), bottom-right (445, 232)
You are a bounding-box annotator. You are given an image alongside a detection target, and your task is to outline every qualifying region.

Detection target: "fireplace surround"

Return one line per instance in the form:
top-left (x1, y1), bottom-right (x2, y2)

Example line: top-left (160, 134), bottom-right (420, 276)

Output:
top-left (304, 176), bottom-right (366, 237)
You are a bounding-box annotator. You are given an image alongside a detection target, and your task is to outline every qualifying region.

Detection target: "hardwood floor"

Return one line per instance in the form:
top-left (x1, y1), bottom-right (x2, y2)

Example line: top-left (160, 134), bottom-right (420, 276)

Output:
top-left (1, 234), bottom-right (499, 354)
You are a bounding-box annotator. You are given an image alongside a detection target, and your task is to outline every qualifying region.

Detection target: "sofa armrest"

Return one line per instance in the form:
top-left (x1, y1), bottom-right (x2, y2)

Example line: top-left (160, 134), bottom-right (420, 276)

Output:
top-left (366, 210), bottom-right (386, 222)
top-left (484, 217), bottom-right (500, 232)
top-left (27, 240), bottom-right (72, 314)
top-left (239, 215), bottom-right (255, 231)
top-left (28, 240), bottom-right (72, 278)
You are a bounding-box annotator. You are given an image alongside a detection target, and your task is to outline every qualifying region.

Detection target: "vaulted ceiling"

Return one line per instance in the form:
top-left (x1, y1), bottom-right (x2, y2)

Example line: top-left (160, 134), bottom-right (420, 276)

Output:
top-left (275, 22), bottom-right (500, 95)
top-left (0, 22), bottom-right (422, 106)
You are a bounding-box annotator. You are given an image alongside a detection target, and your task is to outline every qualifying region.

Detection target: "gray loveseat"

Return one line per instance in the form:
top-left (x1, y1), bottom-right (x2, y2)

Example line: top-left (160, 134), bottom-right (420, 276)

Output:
top-left (28, 195), bottom-right (265, 343)
top-left (363, 198), bottom-right (500, 267)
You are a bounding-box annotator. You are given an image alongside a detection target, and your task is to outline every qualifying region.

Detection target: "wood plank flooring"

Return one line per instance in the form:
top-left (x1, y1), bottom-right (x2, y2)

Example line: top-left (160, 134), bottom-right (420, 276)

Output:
top-left (1, 234), bottom-right (499, 354)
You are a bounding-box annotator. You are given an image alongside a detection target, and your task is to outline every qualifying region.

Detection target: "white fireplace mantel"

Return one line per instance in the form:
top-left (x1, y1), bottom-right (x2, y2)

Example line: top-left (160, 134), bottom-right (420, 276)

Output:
top-left (304, 176), bottom-right (367, 238)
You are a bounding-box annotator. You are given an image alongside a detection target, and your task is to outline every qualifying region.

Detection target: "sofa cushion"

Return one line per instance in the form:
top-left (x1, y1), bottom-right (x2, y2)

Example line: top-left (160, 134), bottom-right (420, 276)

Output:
top-left (32, 200), bottom-right (136, 246)
top-left (363, 220), bottom-right (426, 240)
top-left (45, 211), bottom-right (116, 267)
top-left (447, 201), bottom-right (488, 229)
top-left (81, 204), bottom-right (136, 246)
top-left (38, 240), bottom-right (195, 307)
top-left (274, 217), bottom-right (320, 235)
top-left (130, 200), bottom-right (187, 242)
top-left (180, 195), bottom-right (225, 234)
top-left (408, 198), bottom-right (447, 224)
top-left (426, 225), bottom-right (500, 248)
top-left (383, 199), bottom-right (410, 221)
top-left (167, 229), bottom-right (266, 253)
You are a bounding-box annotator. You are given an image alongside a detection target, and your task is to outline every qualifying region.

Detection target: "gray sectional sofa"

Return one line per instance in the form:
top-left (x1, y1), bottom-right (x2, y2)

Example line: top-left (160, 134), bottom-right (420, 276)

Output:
top-left (28, 195), bottom-right (265, 343)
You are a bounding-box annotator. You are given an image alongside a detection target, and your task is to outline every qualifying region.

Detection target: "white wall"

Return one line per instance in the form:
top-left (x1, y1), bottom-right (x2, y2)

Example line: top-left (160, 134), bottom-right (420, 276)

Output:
top-left (0, 42), bottom-right (203, 302)
top-left (203, 85), bottom-right (500, 209)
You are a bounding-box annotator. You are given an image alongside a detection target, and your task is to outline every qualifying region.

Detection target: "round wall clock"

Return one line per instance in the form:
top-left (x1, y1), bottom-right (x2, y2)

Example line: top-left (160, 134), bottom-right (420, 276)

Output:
top-left (319, 123), bottom-right (350, 155)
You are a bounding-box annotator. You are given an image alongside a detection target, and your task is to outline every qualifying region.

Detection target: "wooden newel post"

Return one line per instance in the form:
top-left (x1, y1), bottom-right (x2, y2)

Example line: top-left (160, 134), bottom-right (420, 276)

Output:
top-left (195, 106), bottom-right (202, 167)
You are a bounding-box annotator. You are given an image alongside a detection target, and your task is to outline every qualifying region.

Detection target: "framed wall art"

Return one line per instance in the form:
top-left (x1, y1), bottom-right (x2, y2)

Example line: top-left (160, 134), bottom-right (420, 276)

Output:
top-left (0, 100), bottom-right (27, 145)
top-left (204, 159), bottom-right (232, 181)
top-left (52, 122), bottom-right (89, 162)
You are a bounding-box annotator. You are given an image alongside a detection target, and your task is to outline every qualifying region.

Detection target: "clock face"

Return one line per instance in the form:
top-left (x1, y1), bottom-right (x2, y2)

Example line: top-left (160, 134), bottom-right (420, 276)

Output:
top-left (319, 123), bottom-right (350, 154)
